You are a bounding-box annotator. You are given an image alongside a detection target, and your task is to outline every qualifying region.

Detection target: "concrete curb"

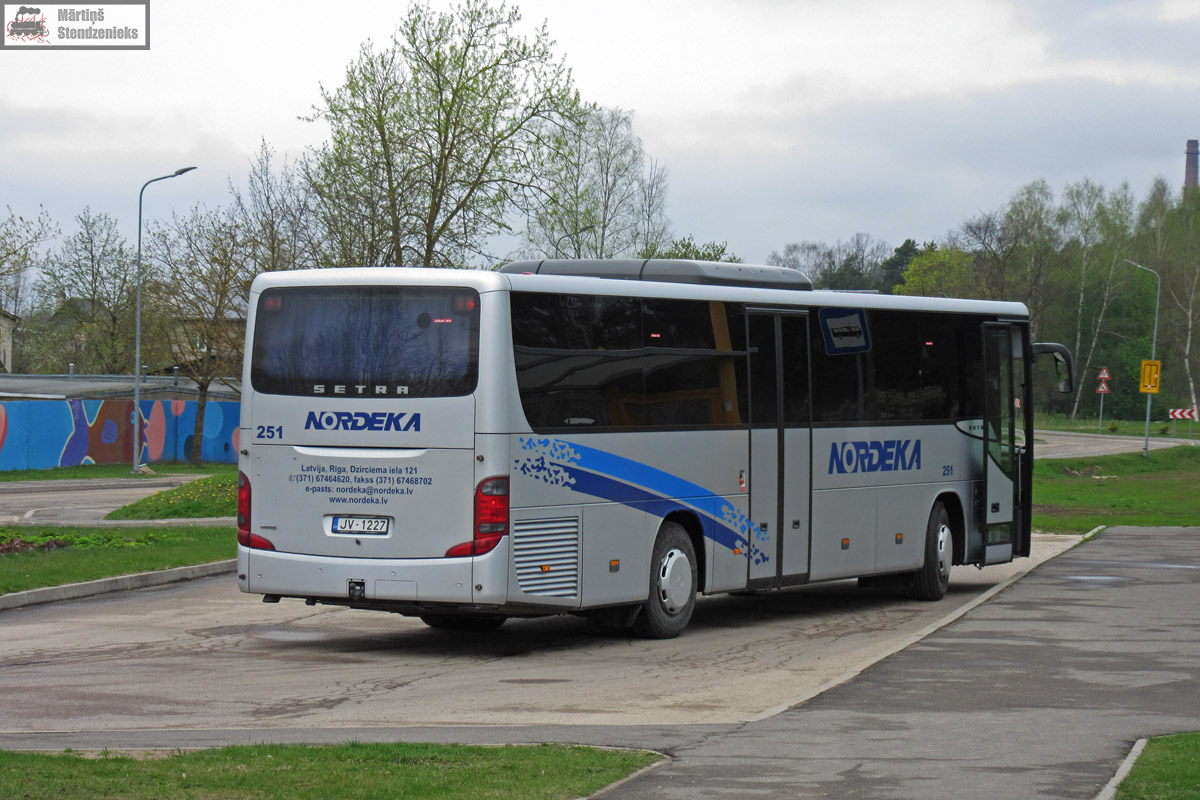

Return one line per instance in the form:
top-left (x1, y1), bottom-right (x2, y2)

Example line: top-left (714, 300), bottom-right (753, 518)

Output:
top-left (0, 559), bottom-right (237, 612)
top-left (2, 517), bottom-right (237, 528)
top-left (1094, 738), bottom-right (1148, 800)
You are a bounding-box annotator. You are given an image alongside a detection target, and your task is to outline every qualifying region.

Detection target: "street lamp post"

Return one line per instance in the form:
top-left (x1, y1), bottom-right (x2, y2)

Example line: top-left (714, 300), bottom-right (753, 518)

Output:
top-left (131, 167), bottom-right (196, 474)
top-left (1123, 259), bottom-right (1160, 458)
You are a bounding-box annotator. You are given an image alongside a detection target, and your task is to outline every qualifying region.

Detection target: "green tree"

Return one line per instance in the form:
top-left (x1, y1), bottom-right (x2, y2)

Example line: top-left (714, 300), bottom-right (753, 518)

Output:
top-left (306, 0), bottom-right (578, 268)
top-left (879, 238), bottom-right (919, 293)
top-left (639, 235), bottom-right (741, 262)
top-left (1154, 185), bottom-right (1200, 415)
top-left (894, 245), bottom-right (979, 298)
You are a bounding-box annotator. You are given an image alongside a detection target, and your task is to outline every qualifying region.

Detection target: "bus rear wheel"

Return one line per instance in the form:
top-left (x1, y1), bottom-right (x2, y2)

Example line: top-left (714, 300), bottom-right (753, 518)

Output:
top-left (911, 501), bottom-right (952, 600)
top-left (631, 522), bottom-right (697, 639)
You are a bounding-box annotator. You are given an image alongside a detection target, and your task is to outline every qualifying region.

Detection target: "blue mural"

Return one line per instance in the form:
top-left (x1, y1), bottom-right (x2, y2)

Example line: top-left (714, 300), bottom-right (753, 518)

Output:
top-left (0, 398), bottom-right (240, 471)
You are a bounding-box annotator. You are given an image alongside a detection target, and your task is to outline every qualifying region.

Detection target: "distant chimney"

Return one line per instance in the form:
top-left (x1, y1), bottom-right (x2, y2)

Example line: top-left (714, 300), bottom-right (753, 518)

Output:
top-left (1187, 140), bottom-right (1199, 189)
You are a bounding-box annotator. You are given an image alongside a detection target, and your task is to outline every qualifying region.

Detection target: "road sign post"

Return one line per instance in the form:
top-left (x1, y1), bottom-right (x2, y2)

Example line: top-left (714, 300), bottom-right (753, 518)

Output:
top-left (1097, 368), bottom-right (1111, 434)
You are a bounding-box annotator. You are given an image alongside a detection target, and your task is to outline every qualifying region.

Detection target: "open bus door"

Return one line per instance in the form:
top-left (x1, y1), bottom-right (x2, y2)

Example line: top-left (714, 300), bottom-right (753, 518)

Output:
top-left (981, 323), bottom-right (1020, 565)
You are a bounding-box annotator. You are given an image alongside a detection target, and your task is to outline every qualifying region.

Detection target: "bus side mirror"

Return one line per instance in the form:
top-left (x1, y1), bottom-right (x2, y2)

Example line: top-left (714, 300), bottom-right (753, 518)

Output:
top-left (1032, 343), bottom-right (1075, 394)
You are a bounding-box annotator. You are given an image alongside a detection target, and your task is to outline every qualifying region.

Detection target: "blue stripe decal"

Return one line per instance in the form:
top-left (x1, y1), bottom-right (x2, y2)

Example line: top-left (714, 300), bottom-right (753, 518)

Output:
top-left (515, 437), bottom-right (762, 563)
top-left (567, 441), bottom-right (722, 501)
top-left (565, 467), bottom-right (751, 556)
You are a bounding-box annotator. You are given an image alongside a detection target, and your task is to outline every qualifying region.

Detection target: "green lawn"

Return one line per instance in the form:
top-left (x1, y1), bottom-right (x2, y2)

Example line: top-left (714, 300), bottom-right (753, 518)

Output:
top-left (106, 474), bottom-right (236, 520)
top-left (1117, 733), bottom-right (1200, 800)
top-left (1037, 411), bottom-right (1197, 439)
top-left (1032, 445), bottom-right (1200, 533)
top-left (0, 742), bottom-right (662, 800)
top-left (0, 526), bottom-right (233, 594)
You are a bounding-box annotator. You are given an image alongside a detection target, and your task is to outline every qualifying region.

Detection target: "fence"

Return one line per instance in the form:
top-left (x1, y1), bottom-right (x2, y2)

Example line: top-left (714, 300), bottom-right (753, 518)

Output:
top-left (0, 398), bottom-right (240, 471)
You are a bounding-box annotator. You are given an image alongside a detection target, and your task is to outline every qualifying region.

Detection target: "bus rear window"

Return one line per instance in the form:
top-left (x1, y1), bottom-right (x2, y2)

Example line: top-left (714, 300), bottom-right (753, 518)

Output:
top-left (250, 286), bottom-right (479, 398)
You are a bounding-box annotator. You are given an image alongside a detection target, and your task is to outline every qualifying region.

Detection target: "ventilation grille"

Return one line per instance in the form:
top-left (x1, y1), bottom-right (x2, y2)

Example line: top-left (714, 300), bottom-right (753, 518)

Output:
top-left (513, 517), bottom-right (580, 597)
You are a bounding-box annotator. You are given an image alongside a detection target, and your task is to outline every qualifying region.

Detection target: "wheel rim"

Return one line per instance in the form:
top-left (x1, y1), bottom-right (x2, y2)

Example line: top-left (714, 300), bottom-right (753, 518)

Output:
top-left (657, 547), bottom-right (693, 614)
top-left (936, 522), bottom-right (952, 585)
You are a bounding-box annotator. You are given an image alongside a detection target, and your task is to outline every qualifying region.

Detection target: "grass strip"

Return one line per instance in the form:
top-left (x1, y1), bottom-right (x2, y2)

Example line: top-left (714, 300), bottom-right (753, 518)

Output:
top-left (1036, 412), bottom-right (1197, 439)
top-left (0, 742), bottom-right (661, 800)
top-left (0, 463), bottom-right (236, 482)
top-left (0, 526), bottom-right (233, 594)
top-left (1032, 445), bottom-right (1200, 533)
top-left (1117, 733), bottom-right (1200, 800)
top-left (106, 474), bottom-right (236, 520)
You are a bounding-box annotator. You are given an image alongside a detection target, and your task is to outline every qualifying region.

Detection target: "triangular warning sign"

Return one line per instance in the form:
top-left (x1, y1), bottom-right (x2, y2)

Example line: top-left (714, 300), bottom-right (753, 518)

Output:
top-left (1097, 381), bottom-right (1110, 394)
top-left (1098, 367), bottom-right (1111, 380)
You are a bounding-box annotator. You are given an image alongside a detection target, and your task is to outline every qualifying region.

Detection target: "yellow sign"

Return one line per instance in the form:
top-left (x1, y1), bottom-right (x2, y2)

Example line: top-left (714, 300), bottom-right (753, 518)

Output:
top-left (1140, 360), bottom-right (1161, 393)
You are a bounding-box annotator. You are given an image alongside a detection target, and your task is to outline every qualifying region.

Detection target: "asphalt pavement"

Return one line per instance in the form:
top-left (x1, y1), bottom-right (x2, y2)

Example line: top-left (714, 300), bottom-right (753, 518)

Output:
top-left (0, 474), bottom-right (235, 527)
top-left (597, 525), bottom-right (1200, 799)
top-left (4, 526), bottom-right (1194, 799)
top-left (1033, 429), bottom-right (1199, 459)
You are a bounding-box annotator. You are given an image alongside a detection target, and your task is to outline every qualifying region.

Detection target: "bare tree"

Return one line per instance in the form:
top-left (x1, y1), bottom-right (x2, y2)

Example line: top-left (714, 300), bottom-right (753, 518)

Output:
top-left (147, 205), bottom-right (254, 464)
top-left (0, 205), bottom-right (56, 314)
top-left (525, 105), bottom-right (669, 259)
top-left (231, 140), bottom-right (319, 273)
top-left (34, 208), bottom-right (134, 373)
top-left (1163, 187), bottom-right (1200, 416)
top-left (767, 234), bottom-right (890, 289)
top-left (767, 241), bottom-right (835, 281)
top-left (1062, 181), bottom-right (1134, 419)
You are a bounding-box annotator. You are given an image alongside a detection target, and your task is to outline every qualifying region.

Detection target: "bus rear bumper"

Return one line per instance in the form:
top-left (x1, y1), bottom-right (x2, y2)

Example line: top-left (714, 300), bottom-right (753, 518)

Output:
top-left (238, 544), bottom-right (507, 606)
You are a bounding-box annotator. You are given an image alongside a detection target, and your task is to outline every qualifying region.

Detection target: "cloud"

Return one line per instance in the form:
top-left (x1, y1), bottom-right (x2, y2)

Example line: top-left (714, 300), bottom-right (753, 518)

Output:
top-left (654, 75), bottom-right (1195, 260)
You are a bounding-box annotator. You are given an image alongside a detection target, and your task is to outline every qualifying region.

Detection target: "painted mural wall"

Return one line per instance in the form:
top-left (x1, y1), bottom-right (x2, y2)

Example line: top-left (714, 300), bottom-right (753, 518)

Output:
top-left (0, 399), bottom-right (240, 471)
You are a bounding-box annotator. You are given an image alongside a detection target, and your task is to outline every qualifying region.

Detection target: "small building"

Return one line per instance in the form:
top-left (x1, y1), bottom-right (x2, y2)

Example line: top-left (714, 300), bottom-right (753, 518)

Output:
top-left (0, 308), bottom-right (18, 373)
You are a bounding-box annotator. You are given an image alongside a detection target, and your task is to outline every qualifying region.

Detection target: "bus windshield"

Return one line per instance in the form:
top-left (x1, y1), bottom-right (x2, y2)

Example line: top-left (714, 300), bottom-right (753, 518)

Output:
top-left (249, 285), bottom-right (479, 398)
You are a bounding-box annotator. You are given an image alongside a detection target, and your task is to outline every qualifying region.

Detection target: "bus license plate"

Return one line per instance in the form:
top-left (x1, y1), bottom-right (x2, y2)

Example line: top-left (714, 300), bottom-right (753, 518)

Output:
top-left (331, 516), bottom-right (390, 535)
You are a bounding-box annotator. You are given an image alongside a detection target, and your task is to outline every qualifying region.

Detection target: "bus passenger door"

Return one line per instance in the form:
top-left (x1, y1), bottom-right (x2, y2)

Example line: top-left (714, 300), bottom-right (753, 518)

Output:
top-left (747, 311), bottom-right (812, 588)
top-left (981, 323), bottom-right (1018, 565)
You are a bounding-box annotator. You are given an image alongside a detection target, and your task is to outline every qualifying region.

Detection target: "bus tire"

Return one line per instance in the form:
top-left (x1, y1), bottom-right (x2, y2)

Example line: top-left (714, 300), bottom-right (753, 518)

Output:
top-left (631, 522), bottom-right (697, 639)
top-left (911, 501), bottom-right (952, 600)
top-left (419, 614), bottom-right (506, 631)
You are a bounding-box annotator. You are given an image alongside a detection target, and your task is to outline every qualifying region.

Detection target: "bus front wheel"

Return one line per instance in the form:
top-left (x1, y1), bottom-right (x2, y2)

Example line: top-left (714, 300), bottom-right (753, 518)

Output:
top-left (631, 522), bottom-right (697, 639)
top-left (911, 502), bottom-right (952, 600)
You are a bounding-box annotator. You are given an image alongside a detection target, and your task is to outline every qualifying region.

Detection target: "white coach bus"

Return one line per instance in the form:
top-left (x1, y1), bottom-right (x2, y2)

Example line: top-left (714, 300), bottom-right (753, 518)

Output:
top-left (237, 259), bottom-right (1074, 638)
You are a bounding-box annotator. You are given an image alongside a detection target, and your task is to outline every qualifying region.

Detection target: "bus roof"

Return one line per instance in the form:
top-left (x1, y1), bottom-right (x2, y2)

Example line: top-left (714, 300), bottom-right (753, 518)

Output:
top-left (248, 265), bottom-right (1029, 319)
top-left (500, 258), bottom-right (814, 291)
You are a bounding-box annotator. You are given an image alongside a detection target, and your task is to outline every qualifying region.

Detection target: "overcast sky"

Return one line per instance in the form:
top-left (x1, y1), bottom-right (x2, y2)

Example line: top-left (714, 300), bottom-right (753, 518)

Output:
top-left (3, 0), bottom-right (1199, 267)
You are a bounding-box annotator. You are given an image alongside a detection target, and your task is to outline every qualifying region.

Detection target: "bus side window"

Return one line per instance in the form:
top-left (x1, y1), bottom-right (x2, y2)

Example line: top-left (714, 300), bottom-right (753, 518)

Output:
top-left (809, 313), bottom-right (865, 423)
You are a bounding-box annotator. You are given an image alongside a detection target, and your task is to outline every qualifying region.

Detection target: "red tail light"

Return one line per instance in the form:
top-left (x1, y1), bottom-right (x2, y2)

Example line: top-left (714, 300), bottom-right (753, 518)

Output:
top-left (445, 476), bottom-right (509, 557)
top-left (237, 471), bottom-right (251, 534)
top-left (236, 471), bottom-right (275, 551)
